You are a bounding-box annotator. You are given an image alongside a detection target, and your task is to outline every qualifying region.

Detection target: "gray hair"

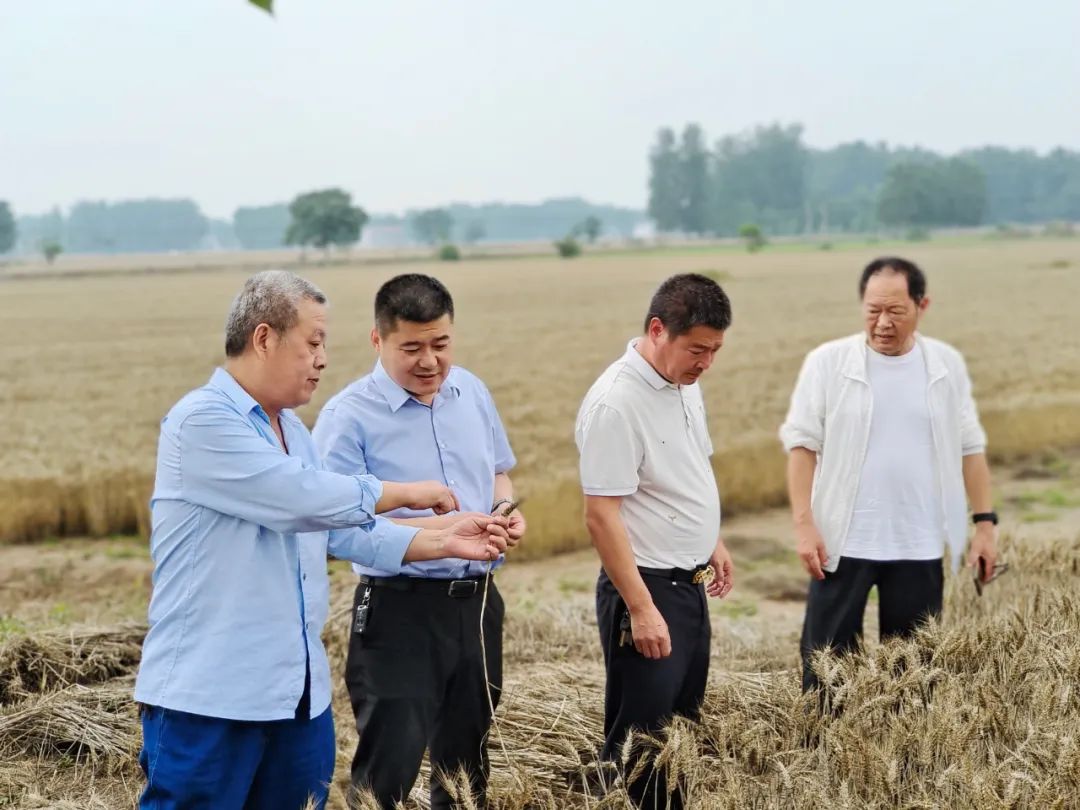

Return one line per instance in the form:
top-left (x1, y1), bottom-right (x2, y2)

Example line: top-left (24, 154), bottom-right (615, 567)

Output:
top-left (224, 270), bottom-right (327, 357)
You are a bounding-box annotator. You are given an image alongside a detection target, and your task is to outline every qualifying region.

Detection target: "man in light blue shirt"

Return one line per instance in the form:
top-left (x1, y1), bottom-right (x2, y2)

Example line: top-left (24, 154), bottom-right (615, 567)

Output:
top-left (134, 271), bottom-right (509, 810)
top-left (313, 273), bottom-right (524, 810)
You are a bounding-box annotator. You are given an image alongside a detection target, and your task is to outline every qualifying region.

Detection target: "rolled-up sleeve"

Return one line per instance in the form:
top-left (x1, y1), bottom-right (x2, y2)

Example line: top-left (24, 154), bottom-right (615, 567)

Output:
top-left (327, 518), bottom-right (418, 571)
top-left (779, 352), bottom-right (826, 454)
top-left (178, 406), bottom-right (383, 533)
top-left (576, 405), bottom-right (643, 496)
top-left (956, 354), bottom-right (988, 456)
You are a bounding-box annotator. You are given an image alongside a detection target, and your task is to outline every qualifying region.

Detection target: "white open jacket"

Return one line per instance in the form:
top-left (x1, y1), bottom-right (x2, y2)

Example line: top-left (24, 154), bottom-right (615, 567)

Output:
top-left (779, 333), bottom-right (987, 573)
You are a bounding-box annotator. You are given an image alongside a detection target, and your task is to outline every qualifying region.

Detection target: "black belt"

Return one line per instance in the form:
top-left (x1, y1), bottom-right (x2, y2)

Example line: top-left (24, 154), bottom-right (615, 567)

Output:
top-left (637, 565), bottom-right (710, 585)
top-left (358, 574), bottom-right (489, 598)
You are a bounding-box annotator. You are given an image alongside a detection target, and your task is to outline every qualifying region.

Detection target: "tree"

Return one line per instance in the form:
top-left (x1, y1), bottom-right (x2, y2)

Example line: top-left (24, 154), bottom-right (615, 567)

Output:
top-left (234, 203), bottom-right (290, 249)
top-left (877, 160), bottom-right (987, 228)
top-left (679, 124), bottom-right (710, 235)
top-left (66, 199), bottom-right (208, 253)
top-left (961, 146), bottom-right (1080, 223)
top-left (805, 140), bottom-right (892, 232)
top-left (41, 239), bottom-right (62, 264)
top-left (444, 198), bottom-right (642, 243)
top-left (580, 215), bottom-right (602, 244)
top-left (15, 207), bottom-right (64, 255)
top-left (464, 220), bottom-right (487, 245)
top-left (712, 124), bottom-right (807, 236)
top-left (648, 128), bottom-right (682, 232)
top-left (285, 188), bottom-right (367, 252)
top-left (738, 223), bottom-right (766, 252)
top-left (876, 164), bottom-right (939, 227)
top-left (0, 202), bottom-right (15, 254)
top-left (411, 208), bottom-right (454, 245)
top-left (937, 159), bottom-right (987, 226)
top-left (554, 236), bottom-right (582, 258)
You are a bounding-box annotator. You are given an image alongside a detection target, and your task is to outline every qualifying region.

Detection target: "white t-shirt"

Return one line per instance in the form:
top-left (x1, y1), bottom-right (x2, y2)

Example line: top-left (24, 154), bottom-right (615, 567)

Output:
top-left (843, 343), bottom-right (944, 561)
top-left (575, 339), bottom-right (721, 569)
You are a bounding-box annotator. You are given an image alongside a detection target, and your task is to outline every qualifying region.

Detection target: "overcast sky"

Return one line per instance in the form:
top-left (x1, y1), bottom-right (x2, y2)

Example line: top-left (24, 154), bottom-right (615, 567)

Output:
top-left (3, 0), bottom-right (1078, 219)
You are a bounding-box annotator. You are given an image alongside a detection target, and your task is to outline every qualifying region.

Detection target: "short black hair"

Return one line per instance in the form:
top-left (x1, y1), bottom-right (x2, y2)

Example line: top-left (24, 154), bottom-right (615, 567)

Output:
top-left (374, 274), bottom-right (455, 336)
top-left (643, 273), bottom-right (732, 336)
top-left (859, 257), bottom-right (927, 303)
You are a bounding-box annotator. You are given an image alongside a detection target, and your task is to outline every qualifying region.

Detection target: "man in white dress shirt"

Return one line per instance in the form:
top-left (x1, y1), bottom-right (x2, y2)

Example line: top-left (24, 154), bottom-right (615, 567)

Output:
top-left (779, 257), bottom-right (999, 691)
top-left (575, 273), bottom-right (735, 809)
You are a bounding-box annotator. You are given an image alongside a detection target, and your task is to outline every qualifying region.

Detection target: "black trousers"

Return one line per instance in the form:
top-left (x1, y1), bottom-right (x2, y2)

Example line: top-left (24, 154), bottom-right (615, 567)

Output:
top-left (345, 577), bottom-right (504, 810)
top-left (800, 556), bottom-right (944, 691)
top-left (596, 569), bottom-right (710, 810)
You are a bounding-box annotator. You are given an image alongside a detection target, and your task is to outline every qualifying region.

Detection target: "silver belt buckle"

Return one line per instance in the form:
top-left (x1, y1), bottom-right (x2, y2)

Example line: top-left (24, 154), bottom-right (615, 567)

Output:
top-left (448, 579), bottom-right (479, 598)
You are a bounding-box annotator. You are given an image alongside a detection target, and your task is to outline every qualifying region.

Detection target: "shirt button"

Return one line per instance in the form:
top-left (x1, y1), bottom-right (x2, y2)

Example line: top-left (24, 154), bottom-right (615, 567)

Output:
top-left (302, 574), bottom-right (307, 581)
top-left (449, 480), bottom-right (455, 486)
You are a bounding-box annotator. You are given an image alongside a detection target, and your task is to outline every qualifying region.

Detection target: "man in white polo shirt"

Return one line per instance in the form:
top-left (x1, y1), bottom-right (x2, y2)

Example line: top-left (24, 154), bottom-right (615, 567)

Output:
top-left (780, 257), bottom-right (998, 692)
top-left (575, 273), bottom-right (735, 810)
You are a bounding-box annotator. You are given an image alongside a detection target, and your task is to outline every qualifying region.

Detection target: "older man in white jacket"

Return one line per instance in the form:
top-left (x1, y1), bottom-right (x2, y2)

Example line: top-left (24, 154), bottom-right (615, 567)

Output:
top-left (780, 257), bottom-right (998, 691)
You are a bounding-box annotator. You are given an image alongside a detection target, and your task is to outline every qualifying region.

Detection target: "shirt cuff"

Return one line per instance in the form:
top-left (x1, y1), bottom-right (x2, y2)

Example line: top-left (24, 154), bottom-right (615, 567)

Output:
top-left (370, 517), bottom-right (420, 573)
top-left (354, 475), bottom-right (383, 518)
top-left (582, 485), bottom-right (637, 496)
top-left (779, 427), bottom-right (822, 454)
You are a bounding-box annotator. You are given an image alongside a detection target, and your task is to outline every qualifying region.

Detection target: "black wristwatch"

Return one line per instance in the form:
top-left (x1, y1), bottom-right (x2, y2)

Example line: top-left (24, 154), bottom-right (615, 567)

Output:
top-left (972, 511), bottom-right (998, 526)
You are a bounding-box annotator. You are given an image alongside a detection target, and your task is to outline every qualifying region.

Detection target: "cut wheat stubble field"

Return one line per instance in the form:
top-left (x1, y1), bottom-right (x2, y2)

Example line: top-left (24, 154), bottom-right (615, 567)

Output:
top-left (1, 451), bottom-right (1079, 808)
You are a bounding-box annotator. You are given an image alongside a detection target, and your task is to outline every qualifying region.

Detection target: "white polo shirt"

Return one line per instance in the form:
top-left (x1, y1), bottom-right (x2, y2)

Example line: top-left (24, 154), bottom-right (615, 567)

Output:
top-left (575, 339), bottom-right (721, 569)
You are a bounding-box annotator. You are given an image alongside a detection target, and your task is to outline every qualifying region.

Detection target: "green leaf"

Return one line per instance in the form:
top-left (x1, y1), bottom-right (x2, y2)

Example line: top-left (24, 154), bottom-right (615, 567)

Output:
top-left (249, 0), bottom-right (273, 14)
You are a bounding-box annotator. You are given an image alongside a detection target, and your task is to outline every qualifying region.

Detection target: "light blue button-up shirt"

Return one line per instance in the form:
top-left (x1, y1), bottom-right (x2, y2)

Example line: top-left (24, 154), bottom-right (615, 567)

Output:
top-left (133, 368), bottom-right (419, 722)
top-left (313, 361), bottom-right (515, 579)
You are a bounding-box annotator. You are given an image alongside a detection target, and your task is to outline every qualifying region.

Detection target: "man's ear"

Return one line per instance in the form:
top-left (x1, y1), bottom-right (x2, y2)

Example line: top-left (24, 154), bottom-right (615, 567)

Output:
top-left (251, 322), bottom-right (274, 359)
top-left (370, 326), bottom-right (381, 353)
top-left (646, 316), bottom-right (666, 341)
top-left (918, 296), bottom-right (931, 315)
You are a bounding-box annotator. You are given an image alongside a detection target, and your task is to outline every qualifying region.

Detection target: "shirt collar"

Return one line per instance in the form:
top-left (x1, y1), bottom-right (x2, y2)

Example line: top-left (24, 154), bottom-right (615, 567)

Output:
top-left (210, 367), bottom-right (262, 416)
top-left (843, 332), bottom-right (949, 384)
top-left (371, 360), bottom-right (461, 412)
top-left (624, 338), bottom-right (676, 390)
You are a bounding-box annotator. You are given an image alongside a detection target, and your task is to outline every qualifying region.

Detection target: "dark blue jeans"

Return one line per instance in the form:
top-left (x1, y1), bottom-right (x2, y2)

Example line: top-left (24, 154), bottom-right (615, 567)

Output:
top-left (138, 701), bottom-right (335, 810)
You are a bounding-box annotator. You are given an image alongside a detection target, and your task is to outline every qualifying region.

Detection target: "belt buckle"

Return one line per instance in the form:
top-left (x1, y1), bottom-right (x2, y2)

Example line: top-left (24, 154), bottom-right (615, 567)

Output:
top-left (448, 579), bottom-right (478, 598)
top-left (691, 566), bottom-right (714, 585)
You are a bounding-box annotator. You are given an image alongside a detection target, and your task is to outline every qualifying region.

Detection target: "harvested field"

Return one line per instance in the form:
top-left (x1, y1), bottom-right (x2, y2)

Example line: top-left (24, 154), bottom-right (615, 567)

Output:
top-left (2, 452), bottom-right (1079, 808)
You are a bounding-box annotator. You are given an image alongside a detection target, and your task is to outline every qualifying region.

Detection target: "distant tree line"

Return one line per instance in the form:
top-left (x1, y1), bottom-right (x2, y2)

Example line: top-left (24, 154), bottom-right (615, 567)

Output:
top-left (648, 123), bottom-right (1080, 236)
top-left (369, 198), bottom-right (641, 249)
top-left (4, 194), bottom-right (641, 257)
top-left (6, 128), bottom-right (1076, 258)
